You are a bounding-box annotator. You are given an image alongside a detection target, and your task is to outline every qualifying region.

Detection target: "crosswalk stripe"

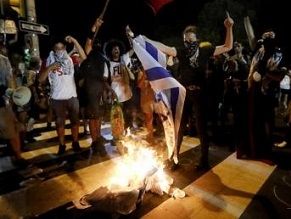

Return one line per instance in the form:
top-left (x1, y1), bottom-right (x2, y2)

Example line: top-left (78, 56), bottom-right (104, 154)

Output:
top-left (143, 153), bottom-right (276, 219)
top-left (0, 120), bottom-right (200, 218)
top-left (0, 119), bottom-right (282, 218)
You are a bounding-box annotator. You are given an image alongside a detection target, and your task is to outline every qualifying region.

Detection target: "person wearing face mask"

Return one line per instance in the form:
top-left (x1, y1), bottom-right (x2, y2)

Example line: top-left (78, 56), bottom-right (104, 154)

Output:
top-left (38, 36), bottom-right (86, 155)
top-left (141, 13), bottom-right (234, 171)
top-left (245, 29), bottom-right (287, 164)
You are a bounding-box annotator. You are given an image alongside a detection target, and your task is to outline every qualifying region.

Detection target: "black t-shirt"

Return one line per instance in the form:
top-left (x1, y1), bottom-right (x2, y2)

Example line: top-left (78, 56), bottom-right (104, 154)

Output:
top-left (78, 49), bottom-right (107, 102)
top-left (79, 50), bottom-right (106, 83)
top-left (176, 42), bottom-right (215, 88)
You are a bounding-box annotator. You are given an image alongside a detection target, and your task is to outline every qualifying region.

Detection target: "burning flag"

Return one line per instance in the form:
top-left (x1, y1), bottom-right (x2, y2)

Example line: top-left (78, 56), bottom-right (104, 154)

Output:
top-left (145, 0), bottom-right (173, 14)
top-left (73, 131), bottom-right (185, 214)
top-left (132, 35), bottom-right (186, 164)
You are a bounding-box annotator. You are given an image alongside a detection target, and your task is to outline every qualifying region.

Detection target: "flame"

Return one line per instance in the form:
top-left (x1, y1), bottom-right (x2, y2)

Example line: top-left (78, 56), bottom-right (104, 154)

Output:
top-left (108, 129), bottom-right (174, 195)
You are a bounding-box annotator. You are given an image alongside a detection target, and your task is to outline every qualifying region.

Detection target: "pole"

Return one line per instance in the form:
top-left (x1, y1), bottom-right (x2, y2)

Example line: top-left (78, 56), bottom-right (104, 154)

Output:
top-left (92, 0), bottom-right (110, 44)
top-left (25, 0), bottom-right (40, 58)
top-left (0, 0), bottom-right (6, 45)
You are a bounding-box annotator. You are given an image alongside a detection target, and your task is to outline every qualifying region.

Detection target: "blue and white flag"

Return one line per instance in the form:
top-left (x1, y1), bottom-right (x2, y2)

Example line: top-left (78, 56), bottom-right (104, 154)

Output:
top-left (132, 35), bottom-right (186, 162)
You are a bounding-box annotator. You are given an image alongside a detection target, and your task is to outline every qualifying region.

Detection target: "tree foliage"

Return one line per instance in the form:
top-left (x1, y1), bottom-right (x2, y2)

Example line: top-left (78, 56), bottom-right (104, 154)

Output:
top-left (153, 0), bottom-right (258, 50)
top-left (197, 0), bottom-right (257, 49)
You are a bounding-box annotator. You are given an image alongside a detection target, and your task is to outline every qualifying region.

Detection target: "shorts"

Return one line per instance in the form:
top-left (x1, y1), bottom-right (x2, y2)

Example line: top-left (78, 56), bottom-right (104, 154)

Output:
top-left (84, 85), bottom-right (106, 119)
top-left (50, 97), bottom-right (80, 127)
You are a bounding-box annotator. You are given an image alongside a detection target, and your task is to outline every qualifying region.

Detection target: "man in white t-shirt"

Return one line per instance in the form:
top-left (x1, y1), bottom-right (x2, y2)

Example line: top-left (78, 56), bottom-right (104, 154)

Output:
top-left (103, 39), bottom-right (135, 131)
top-left (38, 36), bottom-right (86, 155)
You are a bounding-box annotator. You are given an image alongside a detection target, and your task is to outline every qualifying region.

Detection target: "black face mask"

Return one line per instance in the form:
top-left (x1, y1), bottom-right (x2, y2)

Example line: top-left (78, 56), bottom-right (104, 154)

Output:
top-left (263, 38), bottom-right (275, 52)
top-left (184, 41), bottom-right (199, 58)
top-left (184, 41), bottom-right (198, 49)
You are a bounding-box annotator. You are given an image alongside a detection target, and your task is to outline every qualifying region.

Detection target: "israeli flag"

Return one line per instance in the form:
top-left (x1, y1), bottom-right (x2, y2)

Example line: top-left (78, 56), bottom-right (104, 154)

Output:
top-left (132, 35), bottom-right (186, 162)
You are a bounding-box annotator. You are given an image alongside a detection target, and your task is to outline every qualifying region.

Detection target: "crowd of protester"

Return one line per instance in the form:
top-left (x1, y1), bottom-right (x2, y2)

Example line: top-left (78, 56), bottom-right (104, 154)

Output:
top-left (1, 14), bottom-right (291, 172)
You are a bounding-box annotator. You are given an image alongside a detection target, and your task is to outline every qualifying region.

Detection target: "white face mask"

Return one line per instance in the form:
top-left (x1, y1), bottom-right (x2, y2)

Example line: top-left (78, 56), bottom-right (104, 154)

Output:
top-left (55, 50), bottom-right (65, 58)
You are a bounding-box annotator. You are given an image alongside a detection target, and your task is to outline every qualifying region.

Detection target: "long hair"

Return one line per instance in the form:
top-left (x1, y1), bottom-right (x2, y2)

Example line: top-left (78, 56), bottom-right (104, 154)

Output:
top-left (103, 39), bottom-right (126, 60)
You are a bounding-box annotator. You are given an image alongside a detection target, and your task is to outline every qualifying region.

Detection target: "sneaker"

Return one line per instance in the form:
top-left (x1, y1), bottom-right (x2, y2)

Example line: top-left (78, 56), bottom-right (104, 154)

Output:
top-left (96, 136), bottom-right (107, 145)
top-left (90, 141), bottom-right (98, 155)
top-left (84, 124), bottom-right (90, 135)
top-left (57, 144), bottom-right (66, 155)
top-left (19, 177), bottom-right (44, 187)
top-left (91, 141), bottom-right (107, 157)
top-left (45, 122), bottom-right (54, 131)
top-left (98, 145), bottom-right (107, 157)
top-left (31, 130), bottom-right (42, 137)
top-left (21, 142), bottom-right (30, 152)
top-left (25, 135), bottom-right (37, 143)
top-left (164, 159), bottom-right (180, 171)
top-left (47, 122), bottom-right (51, 129)
top-left (72, 141), bottom-right (81, 152)
top-left (99, 136), bottom-right (108, 144)
top-left (12, 158), bottom-right (30, 168)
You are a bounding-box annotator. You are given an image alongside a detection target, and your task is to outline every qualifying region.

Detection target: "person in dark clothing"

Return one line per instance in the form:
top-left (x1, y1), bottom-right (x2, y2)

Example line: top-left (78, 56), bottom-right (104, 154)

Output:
top-left (221, 43), bottom-right (250, 153)
top-left (141, 13), bottom-right (234, 170)
top-left (245, 30), bottom-right (287, 164)
top-left (78, 17), bottom-right (108, 156)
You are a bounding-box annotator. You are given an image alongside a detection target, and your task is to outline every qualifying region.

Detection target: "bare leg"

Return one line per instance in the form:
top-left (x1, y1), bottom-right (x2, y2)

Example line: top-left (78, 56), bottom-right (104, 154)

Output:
top-left (56, 127), bottom-right (66, 145)
top-left (89, 119), bottom-right (98, 142)
top-left (144, 112), bottom-right (154, 142)
top-left (96, 118), bottom-right (102, 139)
top-left (10, 136), bottom-right (22, 160)
top-left (71, 125), bottom-right (79, 143)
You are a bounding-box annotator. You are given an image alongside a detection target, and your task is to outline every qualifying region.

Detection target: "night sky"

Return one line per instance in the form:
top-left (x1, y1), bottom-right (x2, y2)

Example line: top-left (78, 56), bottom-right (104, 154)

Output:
top-left (34, 0), bottom-right (290, 59)
top-left (34, 0), bottom-right (212, 58)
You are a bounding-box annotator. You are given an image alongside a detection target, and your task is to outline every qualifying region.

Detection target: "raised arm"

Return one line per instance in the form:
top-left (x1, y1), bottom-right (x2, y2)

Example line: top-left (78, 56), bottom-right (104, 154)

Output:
top-left (213, 12), bottom-right (234, 57)
top-left (125, 25), bottom-right (135, 58)
top-left (85, 17), bottom-right (103, 55)
top-left (244, 16), bottom-right (256, 52)
top-left (65, 36), bottom-right (87, 61)
top-left (143, 35), bottom-right (177, 57)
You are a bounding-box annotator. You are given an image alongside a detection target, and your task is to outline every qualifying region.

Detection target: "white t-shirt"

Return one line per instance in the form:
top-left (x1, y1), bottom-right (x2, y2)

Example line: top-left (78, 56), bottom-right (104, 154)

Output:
top-left (104, 53), bottom-right (132, 102)
top-left (46, 51), bottom-right (77, 100)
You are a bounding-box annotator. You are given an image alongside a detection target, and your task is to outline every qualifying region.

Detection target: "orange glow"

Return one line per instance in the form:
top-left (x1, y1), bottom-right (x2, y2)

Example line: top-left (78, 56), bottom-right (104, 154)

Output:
top-left (108, 130), bottom-right (175, 196)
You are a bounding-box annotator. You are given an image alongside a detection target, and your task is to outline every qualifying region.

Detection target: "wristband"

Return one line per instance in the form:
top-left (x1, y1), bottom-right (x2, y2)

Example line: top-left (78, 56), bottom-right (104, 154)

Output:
top-left (88, 30), bottom-right (95, 40)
